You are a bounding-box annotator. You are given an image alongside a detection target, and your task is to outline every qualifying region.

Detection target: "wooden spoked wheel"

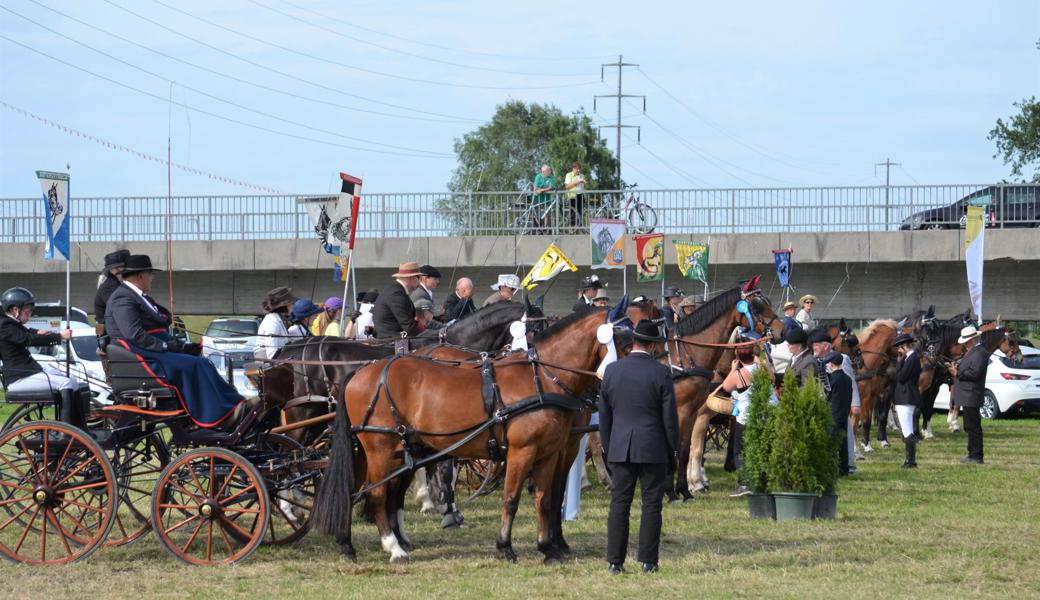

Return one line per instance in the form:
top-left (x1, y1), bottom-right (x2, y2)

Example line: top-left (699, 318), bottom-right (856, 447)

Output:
top-left (0, 421), bottom-right (118, 565)
top-left (151, 447), bottom-right (269, 565)
top-left (106, 432), bottom-right (170, 547)
top-left (255, 433), bottom-right (318, 546)
top-left (0, 404), bottom-right (54, 433)
top-left (457, 459), bottom-right (502, 496)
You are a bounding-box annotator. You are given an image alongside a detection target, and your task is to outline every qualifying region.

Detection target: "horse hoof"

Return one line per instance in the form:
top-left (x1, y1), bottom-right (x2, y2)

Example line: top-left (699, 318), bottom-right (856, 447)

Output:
top-left (499, 548), bottom-right (518, 563)
top-left (544, 556), bottom-right (564, 566)
top-left (400, 540), bottom-right (415, 553)
top-left (390, 554), bottom-right (410, 564)
top-left (441, 511), bottom-right (466, 529)
top-left (339, 544), bottom-right (357, 563)
top-left (682, 495), bottom-right (697, 504)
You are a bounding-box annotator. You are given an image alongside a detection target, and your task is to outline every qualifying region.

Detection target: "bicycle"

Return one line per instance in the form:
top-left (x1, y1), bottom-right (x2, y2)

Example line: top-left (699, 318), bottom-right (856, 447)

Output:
top-left (510, 184), bottom-right (579, 236)
top-left (591, 183), bottom-right (657, 234)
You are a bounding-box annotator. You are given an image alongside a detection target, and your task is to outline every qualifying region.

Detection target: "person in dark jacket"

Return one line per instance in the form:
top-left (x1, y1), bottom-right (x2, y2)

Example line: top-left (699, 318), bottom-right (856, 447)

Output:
top-left (950, 325), bottom-right (989, 464)
top-left (572, 275), bottom-right (603, 313)
top-left (659, 286), bottom-right (684, 333)
top-left (410, 265), bottom-right (444, 330)
top-left (599, 320), bottom-right (680, 575)
top-left (0, 287), bottom-right (90, 427)
top-left (93, 249), bottom-right (130, 329)
top-left (822, 351), bottom-right (853, 475)
top-left (106, 255), bottom-right (245, 428)
top-left (892, 333), bottom-right (922, 469)
top-left (442, 277), bottom-right (476, 323)
top-left (373, 262), bottom-right (422, 338)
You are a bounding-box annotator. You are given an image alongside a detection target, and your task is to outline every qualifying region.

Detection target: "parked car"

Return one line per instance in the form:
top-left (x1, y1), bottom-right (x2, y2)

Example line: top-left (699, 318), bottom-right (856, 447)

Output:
top-left (900, 185), bottom-right (1039, 230)
top-left (201, 317), bottom-right (260, 361)
top-left (25, 303), bottom-right (91, 330)
top-left (210, 352), bottom-right (260, 399)
top-left (23, 321), bottom-right (112, 404)
top-left (932, 346), bottom-right (1040, 419)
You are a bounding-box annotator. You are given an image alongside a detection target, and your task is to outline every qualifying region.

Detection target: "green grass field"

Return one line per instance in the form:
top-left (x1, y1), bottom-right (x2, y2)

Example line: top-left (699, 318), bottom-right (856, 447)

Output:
top-left (0, 413), bottom-right (1037, 598)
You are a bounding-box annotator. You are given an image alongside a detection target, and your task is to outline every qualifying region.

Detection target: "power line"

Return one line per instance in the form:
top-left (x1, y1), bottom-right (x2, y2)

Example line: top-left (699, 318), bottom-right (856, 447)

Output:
top-left (18, 0), bottom-right (478, 125)
top-left (115, 0), bottom-right (600, 91)
top-left (0, 6), bottom-right (451, 157)
top-left (0, 34), bottom-right (451, 159)
top-left (248, 0), bottom-right (587, 78)
top-left (1, 100), bottom-right (286, 193)
top-left (594, 55), bottom-right (644, 184)
top-left (280, 0), bottom-right (613, 63)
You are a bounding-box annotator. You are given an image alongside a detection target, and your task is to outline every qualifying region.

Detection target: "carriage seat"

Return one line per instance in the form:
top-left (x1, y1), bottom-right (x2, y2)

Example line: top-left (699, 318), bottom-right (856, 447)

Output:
top-left (0, 371), bottom-right (61, 404)
top-left (106, 343), bottom-right (180, 403)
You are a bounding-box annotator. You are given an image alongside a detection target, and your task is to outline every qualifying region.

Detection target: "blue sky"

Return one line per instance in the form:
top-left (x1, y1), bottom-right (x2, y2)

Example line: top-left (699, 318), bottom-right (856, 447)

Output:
top-left (1, 0), bottom-right (1037, 197)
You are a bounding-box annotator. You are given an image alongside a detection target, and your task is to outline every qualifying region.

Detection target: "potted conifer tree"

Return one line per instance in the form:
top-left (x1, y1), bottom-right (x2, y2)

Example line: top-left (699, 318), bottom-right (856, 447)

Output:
top-left (738, 363), bottom-right (778, 519)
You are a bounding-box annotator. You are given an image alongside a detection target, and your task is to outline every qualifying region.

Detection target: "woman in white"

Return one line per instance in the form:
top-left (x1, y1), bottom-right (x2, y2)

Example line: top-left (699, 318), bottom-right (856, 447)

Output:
top-left (353, 290), bottom-right (377, 340)
top-left (795, 294), bottom-right (817, 330)
top-left (255, 287), bottom-right (295, 360)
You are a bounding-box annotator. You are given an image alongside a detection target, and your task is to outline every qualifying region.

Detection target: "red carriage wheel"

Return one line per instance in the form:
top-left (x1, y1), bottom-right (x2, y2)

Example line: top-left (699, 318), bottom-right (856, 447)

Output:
top-left (254, 433), bottom-right (318, 546)
top-left (151, 447), bottom-right (269, 565)
top-left (0, 420), bottom-right (118, 565)
top-left (106, 432), bottom-right (169, 547)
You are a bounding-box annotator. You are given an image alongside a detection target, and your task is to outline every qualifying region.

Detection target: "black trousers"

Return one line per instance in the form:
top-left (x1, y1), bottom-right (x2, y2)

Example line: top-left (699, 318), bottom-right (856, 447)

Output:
top-left (730, 423), bottom-right (745, 477)
top-left (962, 405), bottom-right (984, 460)
top-left (607, 461), bottom-right (668, 566)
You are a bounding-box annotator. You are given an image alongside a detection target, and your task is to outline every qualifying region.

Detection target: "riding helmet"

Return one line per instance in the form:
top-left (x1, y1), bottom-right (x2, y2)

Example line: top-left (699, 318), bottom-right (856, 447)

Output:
top-left (1, 287), bottom-right (36, 311)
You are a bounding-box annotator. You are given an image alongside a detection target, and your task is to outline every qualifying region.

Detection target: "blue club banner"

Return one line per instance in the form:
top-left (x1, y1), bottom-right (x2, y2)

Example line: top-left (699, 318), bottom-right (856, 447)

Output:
top-left (36, 170), bottom-right (70, 261)
top-left (772, 248), bottom-right (792, 288)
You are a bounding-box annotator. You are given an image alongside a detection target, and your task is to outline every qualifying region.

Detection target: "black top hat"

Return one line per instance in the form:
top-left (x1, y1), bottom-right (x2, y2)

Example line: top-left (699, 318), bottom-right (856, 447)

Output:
top-left (632, 320), bottom-right (666, 343)
top-left (893, 333), bottom-right (915, 348)
top-left (785, 327), bottom-right (808, 345)
top-left (103, 249), bottom-right (130, 271)
top-left (807, 328), bottom-right (832, 344)
top-left (121, 254), bottom-right (163, 275)
top-left (664, 285), bottom-right (684, 299)
top-left (578, 275), bottom-right (603, 291)
top-left (419, 265), bottom-right (442, 278)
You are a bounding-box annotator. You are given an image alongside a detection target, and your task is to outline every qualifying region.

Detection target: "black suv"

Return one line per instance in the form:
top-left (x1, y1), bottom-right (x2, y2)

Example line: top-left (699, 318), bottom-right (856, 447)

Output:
top-left (900, 185), bottom-right (1040, 230)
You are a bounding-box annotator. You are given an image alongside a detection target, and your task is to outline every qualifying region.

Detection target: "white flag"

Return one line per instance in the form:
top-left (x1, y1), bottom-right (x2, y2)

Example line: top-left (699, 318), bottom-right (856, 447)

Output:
top-left (964, 205), bottom-right (985, 322)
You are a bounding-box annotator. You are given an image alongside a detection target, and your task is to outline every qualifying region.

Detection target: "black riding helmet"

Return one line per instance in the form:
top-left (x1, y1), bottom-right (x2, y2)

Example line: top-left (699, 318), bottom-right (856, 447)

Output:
top-left (1, 287), bottom-right (35, 312)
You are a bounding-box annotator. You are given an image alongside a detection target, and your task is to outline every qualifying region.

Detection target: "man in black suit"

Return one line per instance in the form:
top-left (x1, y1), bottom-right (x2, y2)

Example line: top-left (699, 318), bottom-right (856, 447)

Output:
top-left (93, 249), bottom-right (129, 330)
top-left (410, 265), bottom-right (444, 330)
top-left (822, 352), bottom-right (853, 475)
top-left (599, 320), bottom-right (680, 574)
top-left (373, 262), bottom-right (422, 338)
top-left (442, 277), bottom-right (476, 322)
top-left (659, 286), bottom-right (684, 333)
top-left (892, 333), bottom-right (922, 469)
top-left (572, 275), bottom-right (603, 313)
top-left (950, 326), bottom-right (989, 464)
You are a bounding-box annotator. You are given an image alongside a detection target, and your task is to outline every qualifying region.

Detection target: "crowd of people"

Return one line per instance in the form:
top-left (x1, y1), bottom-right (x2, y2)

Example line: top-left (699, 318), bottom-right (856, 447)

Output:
top-left (0, 249), bottom-right (999, 574)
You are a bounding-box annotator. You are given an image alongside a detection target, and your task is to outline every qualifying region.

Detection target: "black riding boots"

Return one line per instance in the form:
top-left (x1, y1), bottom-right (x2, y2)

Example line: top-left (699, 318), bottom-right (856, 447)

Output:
top-left (901, 435), bottom-right (918, 469)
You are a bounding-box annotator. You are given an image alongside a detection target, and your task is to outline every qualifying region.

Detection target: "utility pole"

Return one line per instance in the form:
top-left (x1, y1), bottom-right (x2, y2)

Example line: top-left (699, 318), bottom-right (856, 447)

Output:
top-left (594, 55), bottom-right (644, 185)
top-left (875, 157), bottom-right (900, 230)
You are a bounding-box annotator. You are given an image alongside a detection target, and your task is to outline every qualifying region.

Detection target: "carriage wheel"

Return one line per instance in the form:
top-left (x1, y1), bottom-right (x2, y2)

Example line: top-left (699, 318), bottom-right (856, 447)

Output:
top-left (106, 432), bottom-right (170, 547)
top-left (151, 447), bottom-right (269, 565)
top-left (0, 421), bottom-right (118, 565)
top-left (255, 433), bottom-right (318, 546)
top-left (0, 404), bottom-right (54, 433)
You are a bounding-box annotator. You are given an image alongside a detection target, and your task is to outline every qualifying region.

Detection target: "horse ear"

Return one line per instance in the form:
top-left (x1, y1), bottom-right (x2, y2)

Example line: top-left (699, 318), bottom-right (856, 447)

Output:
top-left (535, 294), bottom-right (545, 310)
top-left (523, 293), bottom-right (534, 316)
top-left (741, 275), bottom-right (761, 294)
top-left (839, 317), bottom-right (848, 331)
top-left (926, 305), bottom-right (935, 319)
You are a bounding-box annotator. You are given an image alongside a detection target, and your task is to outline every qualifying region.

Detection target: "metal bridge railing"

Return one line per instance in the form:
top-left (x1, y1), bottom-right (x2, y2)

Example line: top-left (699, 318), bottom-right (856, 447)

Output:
top-left (1, 184), bottom-right (1036, 243)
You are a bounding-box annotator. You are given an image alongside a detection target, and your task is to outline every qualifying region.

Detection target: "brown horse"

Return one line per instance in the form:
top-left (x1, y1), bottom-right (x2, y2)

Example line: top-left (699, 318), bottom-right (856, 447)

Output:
top-left (312, 308), bottom-right (619, 563)
top-left (632, 283), bottom-right (784, 499)
top-left (831, 319), bottom-right (899, 452)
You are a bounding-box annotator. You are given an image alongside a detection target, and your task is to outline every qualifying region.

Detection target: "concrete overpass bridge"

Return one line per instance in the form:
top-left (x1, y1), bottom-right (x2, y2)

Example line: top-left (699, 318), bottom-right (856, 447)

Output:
top-left (1, 184), bottom-right (1037, 320)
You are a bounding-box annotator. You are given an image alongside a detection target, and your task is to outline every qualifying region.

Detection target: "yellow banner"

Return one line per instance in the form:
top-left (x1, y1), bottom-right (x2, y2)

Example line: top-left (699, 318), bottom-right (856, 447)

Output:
top-left (964, 205), bottom-right (984, 251)
top-left (521, 244), bottom-right (578, 290)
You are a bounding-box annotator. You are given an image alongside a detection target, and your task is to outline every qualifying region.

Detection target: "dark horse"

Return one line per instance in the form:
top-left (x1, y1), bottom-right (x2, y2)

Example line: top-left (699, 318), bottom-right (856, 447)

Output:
top-left (311, 308), bottom-right (621, 563)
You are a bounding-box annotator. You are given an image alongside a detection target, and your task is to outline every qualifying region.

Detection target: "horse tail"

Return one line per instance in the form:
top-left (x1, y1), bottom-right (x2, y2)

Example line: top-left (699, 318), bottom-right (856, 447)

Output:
top-left (312, 370), bottom-right (357, 544)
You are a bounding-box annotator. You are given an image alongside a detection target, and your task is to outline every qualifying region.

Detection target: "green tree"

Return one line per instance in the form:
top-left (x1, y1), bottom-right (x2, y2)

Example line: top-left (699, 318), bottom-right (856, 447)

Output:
top-left (437, 101), bottom-right (620, 234)
top-left (737, 362), bottom-right (777, 493)
top-left (987, 40), bottom-right (1040, 182)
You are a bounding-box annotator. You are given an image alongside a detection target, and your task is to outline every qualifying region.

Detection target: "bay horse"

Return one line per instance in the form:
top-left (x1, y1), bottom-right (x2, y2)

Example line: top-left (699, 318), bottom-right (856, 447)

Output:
top-left (312, 308), bottom-right (621, 563)
top-left (831, 319), bottom-right (899, 452)
top-left (631, 280), bottom-right (784, 499)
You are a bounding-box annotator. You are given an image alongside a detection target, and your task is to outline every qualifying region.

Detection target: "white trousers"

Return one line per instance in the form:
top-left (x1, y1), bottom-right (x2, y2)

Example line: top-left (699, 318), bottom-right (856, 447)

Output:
top-left (7, 362), bottom-right (82, 393)
top-left (895, 405), bottom-right (916, 438)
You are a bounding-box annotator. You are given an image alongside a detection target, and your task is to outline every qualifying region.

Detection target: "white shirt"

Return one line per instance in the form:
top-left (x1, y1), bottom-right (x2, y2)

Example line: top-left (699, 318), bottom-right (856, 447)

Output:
top-left (354, 303), bottom-right (374, 340)
top-left (122, 280), bottom-right (159, 315)
top-left (287, 323), bottom-right (308, 338)
top-left (795, 309), bottom-right (815, 331)
top-left (771, 341), bottom-right (792, 374)
top-left (255, 312), bottom-right (289, 360)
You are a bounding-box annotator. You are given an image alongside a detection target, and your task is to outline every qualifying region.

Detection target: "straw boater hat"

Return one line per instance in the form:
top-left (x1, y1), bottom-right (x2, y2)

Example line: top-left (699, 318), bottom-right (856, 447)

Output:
top-left (491, 274), bottom-right (521, 291)
top-left (800, 294), bottom-right (818, 304)
top-left (262, 287), bottom-right (296, 313)
top-left (783, 301), bottom-right (797, 311)
top-left (391, 262), bottom-right (421, 278)
top-left (957, 325), bottom-right (981, 344)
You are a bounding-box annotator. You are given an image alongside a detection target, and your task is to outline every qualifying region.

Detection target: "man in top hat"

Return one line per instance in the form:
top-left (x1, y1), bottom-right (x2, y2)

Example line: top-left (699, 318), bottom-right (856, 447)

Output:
top-left (411, 265), bottom-right (442, 310)
top-left (94, 249), bottom-right (130, 331)
top-left (600, 320), bottom-right (679, 574)
top-left (781, 301), bottom-right (800, 335)
top-left (659, 286), bottom-right (685, 333)
top-left (796, 294), bottom-right (817, 331)
top-left (950, 325), bottom-right (989, 464)
top-left (106, 255), bottom-right (246, 428)
top-left (892, 333), bottom-right (922, 469)
top-left (591, 288), bottom-right (611, 308)
top-left (785, 326), bottom-right (816, 386)
top-left (443, 277), bottom-right (476, 323)
top-left (374, 262), bottom-right (423, 338)
top-left (482, 274), bottom-right (521, 308)
top-left (573, 275), bottom-right (604, 313)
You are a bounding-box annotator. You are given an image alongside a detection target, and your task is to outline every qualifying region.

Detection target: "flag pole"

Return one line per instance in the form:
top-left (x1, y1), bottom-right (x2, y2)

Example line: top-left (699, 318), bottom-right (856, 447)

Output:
top-left (64, 167), bottom-right (71, 377)
top-left (339, 249), bottom-right (353, 332)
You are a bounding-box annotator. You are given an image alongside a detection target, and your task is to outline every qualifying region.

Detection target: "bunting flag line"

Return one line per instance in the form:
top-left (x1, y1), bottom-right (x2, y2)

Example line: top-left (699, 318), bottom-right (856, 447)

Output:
top-left (674, 241), bottom-right (709, 282)
top-left (521, 243), bottom-right (578, 290)
top-left (36, 170), bottom-right (70, 260)
top-left (964, 205), bottom-right (985, 321)
top-left (634, 233), bottom-right (664, 282)
top-left (590, 218), bottom-right (626, 270)
top-left (772, 248), bottom-right (793, 288)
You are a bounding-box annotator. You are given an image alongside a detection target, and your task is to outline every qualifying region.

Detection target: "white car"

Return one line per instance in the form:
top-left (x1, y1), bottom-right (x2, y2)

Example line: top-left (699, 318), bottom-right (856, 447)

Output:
top-left (201, 317), bottom-right (260, 361)
top-left (27, 322), bottom-right (112, 405)
top-left (932, 346), bottom-right (1040, 419)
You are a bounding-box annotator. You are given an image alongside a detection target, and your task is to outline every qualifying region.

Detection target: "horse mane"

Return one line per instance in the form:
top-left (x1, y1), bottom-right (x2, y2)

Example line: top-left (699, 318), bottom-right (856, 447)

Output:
top-left (450, 301), bottom-right (524, 331)
top-left (979, 327), bottom-right (1004, 349)
top-left (677, 286), bottom-right (741, 336)
top-left (860, 319), bottom-right (897, 343)
top-left (534, 307), bottom-right (606, 343)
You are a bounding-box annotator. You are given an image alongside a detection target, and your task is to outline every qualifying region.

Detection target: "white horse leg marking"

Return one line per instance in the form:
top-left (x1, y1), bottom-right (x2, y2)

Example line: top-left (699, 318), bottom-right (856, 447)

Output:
top-left (381, 532), bottom-right (409, 561)
top-left (414, 468), bottom-right (438, 514)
